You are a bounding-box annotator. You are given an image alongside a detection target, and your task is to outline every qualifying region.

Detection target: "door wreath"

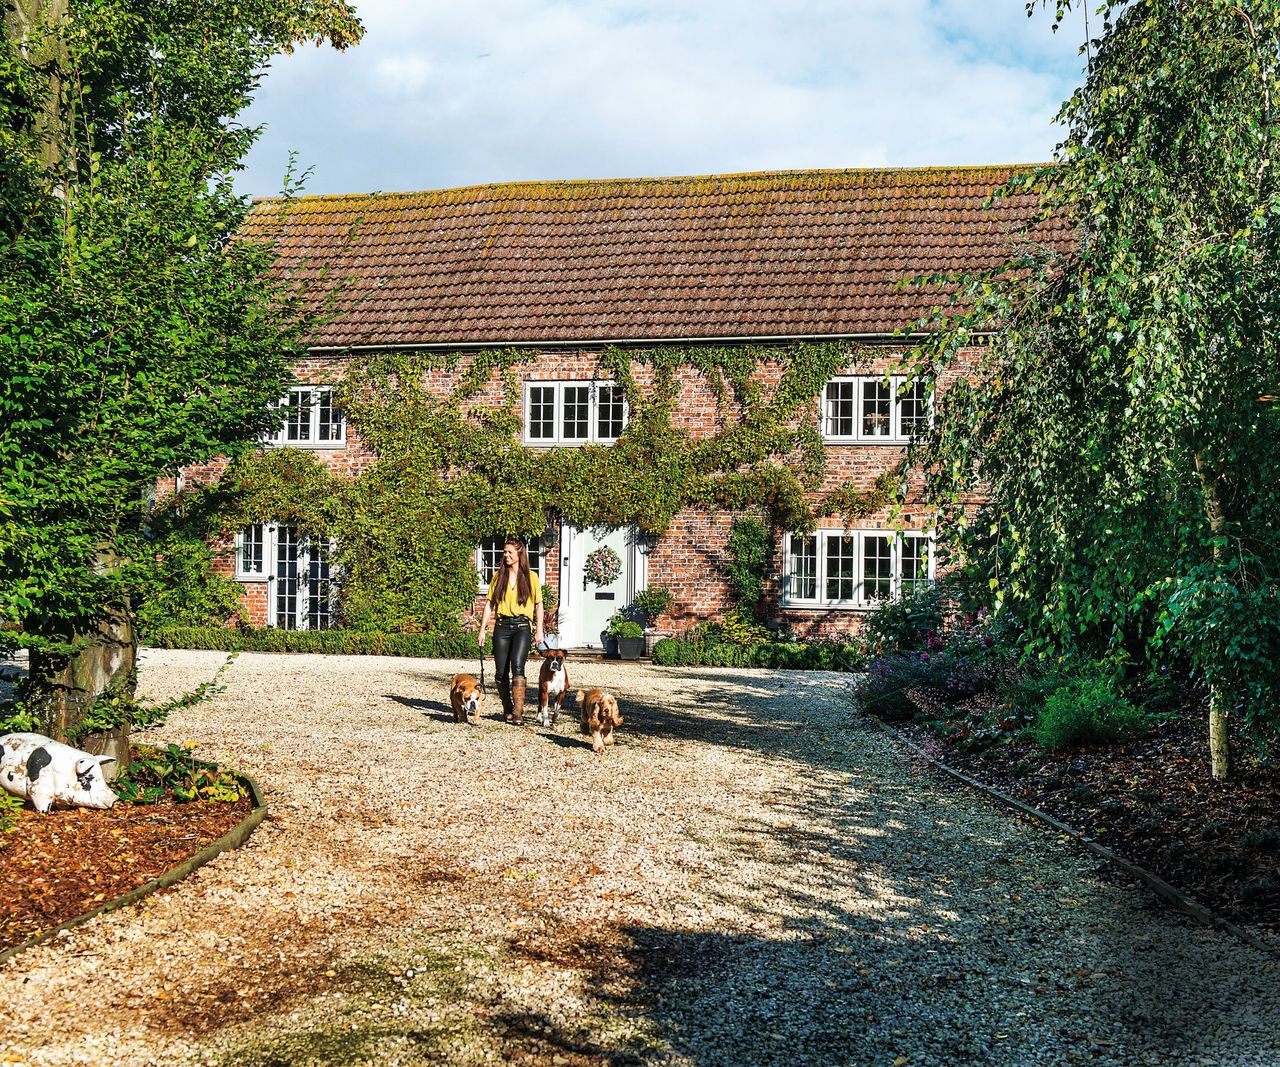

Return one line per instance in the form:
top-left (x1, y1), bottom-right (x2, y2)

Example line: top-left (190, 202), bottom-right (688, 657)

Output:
top-left (584, 545), bottom-right (622, 587)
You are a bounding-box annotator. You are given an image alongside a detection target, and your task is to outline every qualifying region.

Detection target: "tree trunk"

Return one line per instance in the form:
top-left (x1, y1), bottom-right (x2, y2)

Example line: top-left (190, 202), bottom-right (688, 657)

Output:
top-left (26, 546), bottom-right (135, 779)
top-left (3, 0), bottom-right (69, 180)
top-left (1195, 451), bottom-right (1232, 781)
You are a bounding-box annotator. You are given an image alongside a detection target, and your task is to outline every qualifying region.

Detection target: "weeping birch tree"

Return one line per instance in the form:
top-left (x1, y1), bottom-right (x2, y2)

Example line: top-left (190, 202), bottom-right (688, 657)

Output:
top-left (911, 0), bottom-right (1280, 779)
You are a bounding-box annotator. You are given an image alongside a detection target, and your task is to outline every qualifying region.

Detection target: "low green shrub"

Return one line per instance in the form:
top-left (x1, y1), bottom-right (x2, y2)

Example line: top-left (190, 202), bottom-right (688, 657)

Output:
top-left (631, 586), bottom-right (675, 621)
top-left (112, 743), bottom-right (246, 804)
top-left (1033, 676), bottom-right (1149, 749)
top-left (862, 586), bottom-right (945, 655)
top-left (651, 636), bottom-right (863, 671)
top-left (147, 627), bottom-right (484, 658)
top-left (0, 791), bottom-right (23, 837)
top-left (606, 614), bottom-right (645, 640)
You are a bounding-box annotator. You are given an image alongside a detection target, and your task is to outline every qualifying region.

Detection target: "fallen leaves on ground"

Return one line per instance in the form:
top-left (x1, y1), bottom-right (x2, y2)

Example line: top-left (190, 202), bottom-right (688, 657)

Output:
top-left (0, 793), bottom-right (251, 951)
top-left (899, 712), bottom-right (1280, 928)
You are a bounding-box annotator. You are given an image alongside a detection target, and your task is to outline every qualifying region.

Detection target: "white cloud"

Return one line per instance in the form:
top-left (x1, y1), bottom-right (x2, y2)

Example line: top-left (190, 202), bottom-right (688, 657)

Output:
top-left (235, 0), bottom-right (1088, 196)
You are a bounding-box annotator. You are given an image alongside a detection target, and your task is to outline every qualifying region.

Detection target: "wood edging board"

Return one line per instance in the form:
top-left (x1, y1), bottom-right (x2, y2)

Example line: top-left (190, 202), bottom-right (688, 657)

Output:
top-left (871, 717), bottom-right (1280, 961)
top-left (0, 771), bottom-right (268, 967)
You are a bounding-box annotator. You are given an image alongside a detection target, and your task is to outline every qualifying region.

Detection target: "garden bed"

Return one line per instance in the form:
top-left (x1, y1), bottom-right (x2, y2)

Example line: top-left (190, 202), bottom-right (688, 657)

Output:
top-left (893, 710), bottom-right (1280, 930)
top-left (0, 789), bottom-right (252, 953)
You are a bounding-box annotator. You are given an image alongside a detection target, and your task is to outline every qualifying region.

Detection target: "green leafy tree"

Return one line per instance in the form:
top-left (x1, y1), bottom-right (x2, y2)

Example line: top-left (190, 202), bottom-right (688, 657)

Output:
top-left (0, 1), bottom-right (362, 742)
top-left (911, 0), bottom-right (1280, 778)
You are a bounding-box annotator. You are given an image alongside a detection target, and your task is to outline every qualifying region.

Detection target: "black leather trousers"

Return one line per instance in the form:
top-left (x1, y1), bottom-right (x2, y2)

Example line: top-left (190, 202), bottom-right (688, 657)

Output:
top-left (492, 616), bottom-right (532, 682)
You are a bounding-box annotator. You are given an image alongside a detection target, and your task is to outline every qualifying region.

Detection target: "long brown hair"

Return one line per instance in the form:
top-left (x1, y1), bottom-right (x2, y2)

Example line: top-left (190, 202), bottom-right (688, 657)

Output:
top-left (490, 537), bottom-right (533, 607)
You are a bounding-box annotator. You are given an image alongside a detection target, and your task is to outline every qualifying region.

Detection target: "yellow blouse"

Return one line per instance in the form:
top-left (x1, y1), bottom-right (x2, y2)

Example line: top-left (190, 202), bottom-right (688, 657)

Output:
top-left (488, 569), bottom-right (542, 620)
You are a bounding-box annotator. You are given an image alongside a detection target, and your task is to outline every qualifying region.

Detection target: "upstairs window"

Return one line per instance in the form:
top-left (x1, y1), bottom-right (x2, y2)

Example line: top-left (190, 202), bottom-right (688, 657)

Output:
top-left (523, 382), bottom-right (628, 445)
top-left (267, 386), bottom-right (345, 447)
top-left (782, 530), bottom-right (934, 609)
top-left (823, 376), bottom-right (930, 443)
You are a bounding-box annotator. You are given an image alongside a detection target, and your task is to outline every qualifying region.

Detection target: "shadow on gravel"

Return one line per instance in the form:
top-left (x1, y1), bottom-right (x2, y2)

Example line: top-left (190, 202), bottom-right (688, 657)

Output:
top-left (384, 693), bottom-right (457, 722)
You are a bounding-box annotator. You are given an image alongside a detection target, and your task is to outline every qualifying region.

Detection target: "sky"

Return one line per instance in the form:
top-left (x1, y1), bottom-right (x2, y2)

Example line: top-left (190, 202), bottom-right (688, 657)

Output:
top-left (234, 1), bottom-right (1091, 198)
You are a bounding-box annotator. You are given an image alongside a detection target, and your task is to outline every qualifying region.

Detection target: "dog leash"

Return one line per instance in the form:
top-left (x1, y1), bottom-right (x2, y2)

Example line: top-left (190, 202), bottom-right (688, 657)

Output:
top-left (479, 651), bottom-right (487, 694)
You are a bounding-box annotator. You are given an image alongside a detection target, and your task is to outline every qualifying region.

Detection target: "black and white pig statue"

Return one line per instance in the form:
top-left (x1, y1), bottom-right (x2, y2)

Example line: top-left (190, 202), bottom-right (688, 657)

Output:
top-left (0, 732), bottom-right (118, 813)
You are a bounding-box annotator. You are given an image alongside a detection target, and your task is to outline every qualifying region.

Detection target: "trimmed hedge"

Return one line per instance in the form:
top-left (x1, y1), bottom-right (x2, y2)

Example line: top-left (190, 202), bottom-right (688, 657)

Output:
top-left (651, 637), bottom-right (864, 671)
top-left (146, 627), bottom-right (484, 658)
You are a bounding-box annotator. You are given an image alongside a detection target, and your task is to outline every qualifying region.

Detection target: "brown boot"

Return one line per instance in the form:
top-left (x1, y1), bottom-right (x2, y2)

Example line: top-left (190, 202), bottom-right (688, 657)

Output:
top-left (497, 679), bottom-right (514, 723)
top-left (511, 677), bottom-right (526, 726)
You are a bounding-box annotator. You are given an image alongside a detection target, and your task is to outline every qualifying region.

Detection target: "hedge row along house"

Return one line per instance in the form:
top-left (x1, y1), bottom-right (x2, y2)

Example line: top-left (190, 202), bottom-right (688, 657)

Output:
top-left (179, 166), bottom-right (1067, 648)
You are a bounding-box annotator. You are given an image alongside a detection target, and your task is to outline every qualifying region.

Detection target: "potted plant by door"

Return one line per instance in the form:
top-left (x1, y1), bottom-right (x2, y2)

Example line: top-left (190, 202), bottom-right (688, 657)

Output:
top-left (606, 614), bottom-right (646, 660)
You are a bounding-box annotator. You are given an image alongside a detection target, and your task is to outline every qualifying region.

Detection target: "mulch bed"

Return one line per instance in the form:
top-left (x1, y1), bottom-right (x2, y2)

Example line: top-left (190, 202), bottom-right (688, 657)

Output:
top-left (895, 710), bottom-right (1280, 931)
top-left (0, 793), bottom-right (252, 953)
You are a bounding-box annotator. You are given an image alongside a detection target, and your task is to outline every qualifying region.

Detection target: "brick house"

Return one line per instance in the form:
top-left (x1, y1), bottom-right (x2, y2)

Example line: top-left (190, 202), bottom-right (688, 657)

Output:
top-left (193, 166), bottom-right (1063, 646)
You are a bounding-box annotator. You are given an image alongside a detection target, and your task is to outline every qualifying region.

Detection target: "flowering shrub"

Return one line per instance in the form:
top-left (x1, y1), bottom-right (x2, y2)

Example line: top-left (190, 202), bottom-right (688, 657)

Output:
top-left (853, 651), bottom-right (952, 721)
top-left (584, 546), bottom-right (622, 587)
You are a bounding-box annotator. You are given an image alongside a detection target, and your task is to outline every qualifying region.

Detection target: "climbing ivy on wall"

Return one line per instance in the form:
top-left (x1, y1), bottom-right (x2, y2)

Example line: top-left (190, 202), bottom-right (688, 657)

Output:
top-left (159, 342), bottom-right (900, 633)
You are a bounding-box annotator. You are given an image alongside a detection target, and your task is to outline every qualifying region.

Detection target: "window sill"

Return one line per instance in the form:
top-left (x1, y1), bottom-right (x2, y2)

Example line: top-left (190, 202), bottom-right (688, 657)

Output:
top-left (263, 440), bottom-right (347, 450)
top-left (779, 602), bottom-right (879, 612)
top-left (235, 574), bottom-right (269, 583)
top-left (821, 437), bottom-right (912, 447)
top-left (521, 439), bottom-right (620, 448)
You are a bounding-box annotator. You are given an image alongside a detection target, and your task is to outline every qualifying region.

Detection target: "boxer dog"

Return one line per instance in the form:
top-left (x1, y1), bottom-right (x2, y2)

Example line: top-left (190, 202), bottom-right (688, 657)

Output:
top-left (449, 673), bottom-right (483, 724)
top-left (577, 687), bottom-right (623, 755)
top-left (537, 647), bottom-right (570, 728)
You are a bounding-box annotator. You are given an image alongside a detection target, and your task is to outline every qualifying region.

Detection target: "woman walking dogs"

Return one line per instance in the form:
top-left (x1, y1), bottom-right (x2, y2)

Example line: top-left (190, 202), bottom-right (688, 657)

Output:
top-left (476, 537), bottom-right (544, 725)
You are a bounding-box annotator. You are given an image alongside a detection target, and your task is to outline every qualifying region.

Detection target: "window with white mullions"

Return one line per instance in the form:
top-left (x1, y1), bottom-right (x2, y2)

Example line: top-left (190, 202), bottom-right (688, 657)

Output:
top-left (476, 536), bottom-right (543, 588)
top-left (267, 385), bottom-right (345, 447)
top-left (824, 534), bottom-right (857, 603)
top-left (236, 522), bottom-right (337, 629)
top-left (562, 385), bottom-right (591, 441)
top-left (901, 534), bottom-right (932, 595)
top-left (822, 375), bottom-right (933, 443)
top-left (783, 530), bottom-right (935, 609)
top-left (897, 380), bottom-right (929, 437)
top-left (860, 380), bottom-right (892, 438)
top-left (823, 379), bottom-right (857, 437)
top-left (236, 522), bottom-right (266, 578)
top-left (597, 384), bottom-right (626, 440)
top-left (523, 381), bottom-right (628, 445)
top-left (274, 525), bottom-right (300, 629)
top-left (861, 534), bottom-right (894, 603)
top-left (787, 534), bottom-right (817, 601)
top-left (527, 385), bottom-right (557, 441)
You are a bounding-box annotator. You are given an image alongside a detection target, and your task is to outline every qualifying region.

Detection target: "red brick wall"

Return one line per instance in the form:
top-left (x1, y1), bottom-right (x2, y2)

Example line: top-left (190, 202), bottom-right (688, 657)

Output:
top-left (178, 344), bottom-right (982, 639)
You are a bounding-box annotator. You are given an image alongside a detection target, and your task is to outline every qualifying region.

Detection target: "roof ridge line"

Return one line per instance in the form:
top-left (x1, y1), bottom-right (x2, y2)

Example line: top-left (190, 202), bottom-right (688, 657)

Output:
top-left (249, 162), bottom-right (1054, 205)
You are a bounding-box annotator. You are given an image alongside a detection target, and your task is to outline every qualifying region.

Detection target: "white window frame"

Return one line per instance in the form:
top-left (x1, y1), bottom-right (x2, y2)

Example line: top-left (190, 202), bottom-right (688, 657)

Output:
top-left (266, 385), bottom-right (346, 448)
top-left (781, 530), bottom-right (936, 610)
top-left (234, 522), bottom-right (339, 630)
top-left (821, 375), bottom-right (932, 444)
top-left (234, 522), bottom-right (269, 580)
top-left (522, 381), bottom-right (628, 446)
top-left (475, 536), bottom-right (543, 592)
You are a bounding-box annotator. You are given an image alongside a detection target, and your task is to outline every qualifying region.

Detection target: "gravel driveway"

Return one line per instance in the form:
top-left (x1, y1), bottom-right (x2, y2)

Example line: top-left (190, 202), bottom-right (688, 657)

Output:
top-left (1, 649), bottom-right (1278, 1066)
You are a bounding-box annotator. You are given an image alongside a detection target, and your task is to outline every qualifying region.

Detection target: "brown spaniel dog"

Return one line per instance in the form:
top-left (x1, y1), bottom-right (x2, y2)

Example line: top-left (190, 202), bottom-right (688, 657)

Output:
top-left (577, 687), bottom-right (623, 755)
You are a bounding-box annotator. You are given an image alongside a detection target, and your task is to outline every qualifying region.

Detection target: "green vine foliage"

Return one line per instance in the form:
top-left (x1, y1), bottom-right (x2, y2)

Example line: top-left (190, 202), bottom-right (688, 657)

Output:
top-left (160, 342), bottom-right (889, 634)
top-left (724, 513), bottom-right (772, 616)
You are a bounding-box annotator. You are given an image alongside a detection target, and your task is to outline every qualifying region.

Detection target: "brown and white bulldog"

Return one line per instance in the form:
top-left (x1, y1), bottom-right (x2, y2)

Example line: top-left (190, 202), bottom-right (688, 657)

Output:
top-left (538, 648), bottom-right (569, 728)
top-left (449, 673), bottom-right (483, 725)
top-left (577, 687), bottom-right (623, 755)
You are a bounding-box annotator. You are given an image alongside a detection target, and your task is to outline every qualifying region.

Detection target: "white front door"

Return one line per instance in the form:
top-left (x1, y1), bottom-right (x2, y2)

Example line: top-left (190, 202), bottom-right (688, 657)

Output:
top-left (558, 524), bottom-right (647, 649)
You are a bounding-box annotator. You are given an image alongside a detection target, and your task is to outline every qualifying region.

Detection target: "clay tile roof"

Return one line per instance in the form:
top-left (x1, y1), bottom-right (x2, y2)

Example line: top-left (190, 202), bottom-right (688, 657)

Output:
top-left (244, 165), bottom-right (1069, 348)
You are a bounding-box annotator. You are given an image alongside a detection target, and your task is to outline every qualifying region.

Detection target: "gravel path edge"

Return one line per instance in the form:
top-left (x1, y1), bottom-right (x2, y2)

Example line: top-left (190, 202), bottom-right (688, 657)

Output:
top-left (871, 716), bottom-right (1280, 961)
top-left (0, 770), bottom-right (269, 968)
